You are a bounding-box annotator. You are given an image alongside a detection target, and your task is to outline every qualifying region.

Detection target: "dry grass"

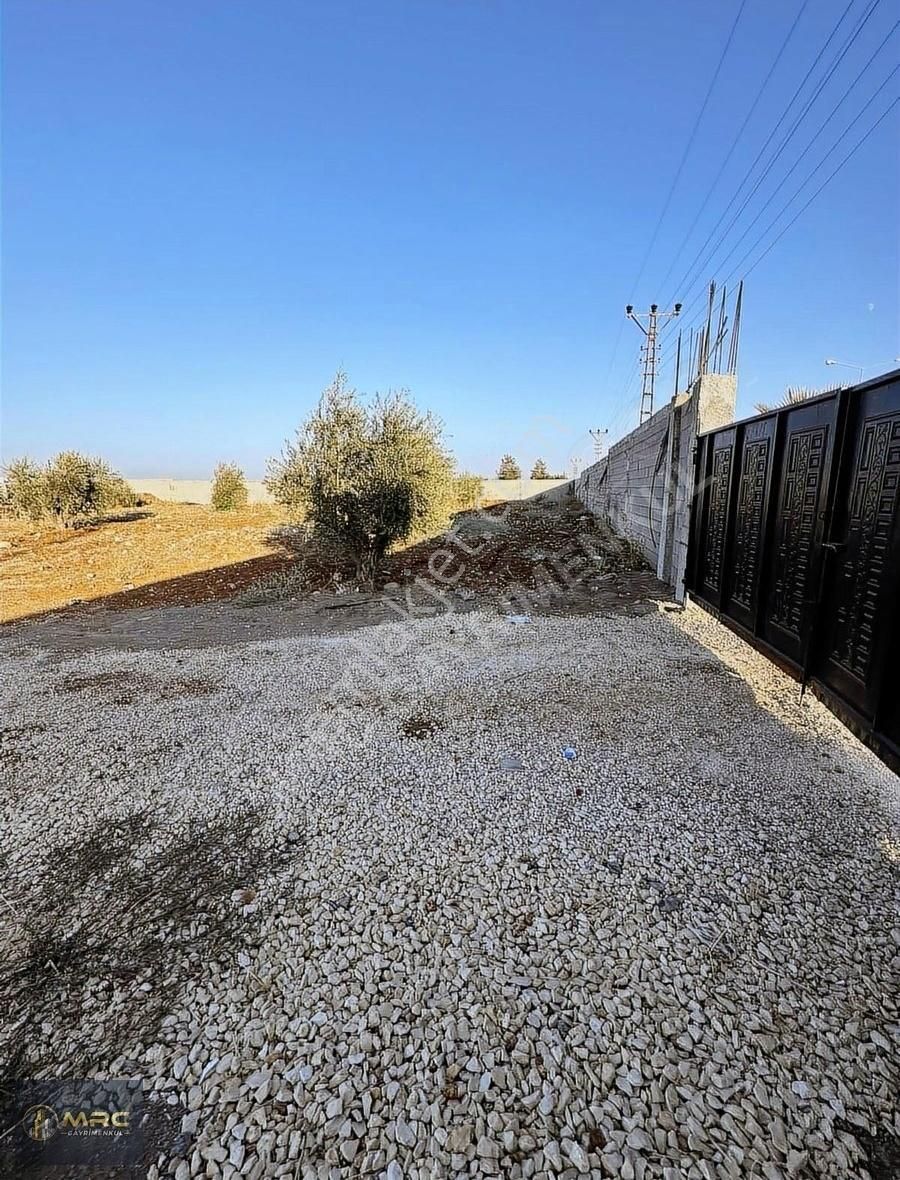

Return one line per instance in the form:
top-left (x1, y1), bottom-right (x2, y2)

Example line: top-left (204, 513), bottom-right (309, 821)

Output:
top-left (0, 501), bottom-right (285, 622)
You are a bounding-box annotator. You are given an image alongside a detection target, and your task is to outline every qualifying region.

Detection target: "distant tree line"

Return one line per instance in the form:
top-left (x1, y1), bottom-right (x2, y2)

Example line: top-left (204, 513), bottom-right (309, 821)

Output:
top-left (0, 452), bottom-right (137, 528)
top-left (0, 372), bottom-right (503, 582)
top-left (496, 455), bottom-right (564, 480)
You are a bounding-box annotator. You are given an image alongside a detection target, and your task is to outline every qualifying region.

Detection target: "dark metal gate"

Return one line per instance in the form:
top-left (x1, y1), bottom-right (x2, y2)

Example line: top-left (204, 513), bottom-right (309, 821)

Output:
top-left (686, 370), bottom-right (900, 773)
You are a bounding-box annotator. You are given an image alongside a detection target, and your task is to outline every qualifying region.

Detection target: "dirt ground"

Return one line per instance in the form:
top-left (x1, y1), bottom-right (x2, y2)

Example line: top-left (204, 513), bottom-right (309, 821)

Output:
top-left (0, 500), bottom-right (288, 622)
top-left (0, 497), bottom-right (670, 652)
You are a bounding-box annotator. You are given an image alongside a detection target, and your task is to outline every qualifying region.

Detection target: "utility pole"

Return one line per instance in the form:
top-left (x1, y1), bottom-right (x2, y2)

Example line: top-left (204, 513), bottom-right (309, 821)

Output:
top-left (626, 301), bottom-right (681, 423)
top-left (589, 428), bottom-right (608, 462)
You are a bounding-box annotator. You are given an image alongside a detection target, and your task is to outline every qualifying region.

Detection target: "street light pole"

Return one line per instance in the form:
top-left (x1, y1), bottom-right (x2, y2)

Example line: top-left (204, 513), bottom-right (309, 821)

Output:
top-left (824, 358), bottom-right (865, 383)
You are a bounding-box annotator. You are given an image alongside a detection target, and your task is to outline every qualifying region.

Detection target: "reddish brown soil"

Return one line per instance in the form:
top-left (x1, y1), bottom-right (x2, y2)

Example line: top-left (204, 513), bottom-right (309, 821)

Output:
top-left (0, 497), bottom-right (662, 628)
top-left (0, 502), bottom-right (287, 622)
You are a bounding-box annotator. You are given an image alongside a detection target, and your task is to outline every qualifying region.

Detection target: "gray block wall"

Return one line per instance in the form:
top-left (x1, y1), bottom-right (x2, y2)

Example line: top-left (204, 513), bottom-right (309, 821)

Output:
top-left (572, 373), bottom-right (737, 599)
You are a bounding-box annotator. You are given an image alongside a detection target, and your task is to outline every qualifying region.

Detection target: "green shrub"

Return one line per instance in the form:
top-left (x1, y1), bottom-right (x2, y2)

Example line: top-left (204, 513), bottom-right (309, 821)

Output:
top-left (454, 472), bottom-right (484, 511)
top-left (211, 462), bottom-right (249, 511)
top-left (266, 371), bottom-right (456, 583)
top-left (1, 451), bottom-right (133, 527)
top-left (1, 458), bottom-right (45, 519)
top-left (530, 458), bottom-right (550, 479)
top-left (497, 454), bottom-right (521, 479)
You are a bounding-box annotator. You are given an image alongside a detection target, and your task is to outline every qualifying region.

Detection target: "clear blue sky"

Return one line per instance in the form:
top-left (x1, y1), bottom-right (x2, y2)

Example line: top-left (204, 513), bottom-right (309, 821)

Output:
top-left (2, 0), bottom-right (897, 477)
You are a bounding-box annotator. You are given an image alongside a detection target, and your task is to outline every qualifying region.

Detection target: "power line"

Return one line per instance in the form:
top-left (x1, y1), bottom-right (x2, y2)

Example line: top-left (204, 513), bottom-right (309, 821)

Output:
top-left (664, 0), bottom-right (864, 307)
top-left (627, 0), bottom-right (748, 300)
top-left (599, 314), bottom-right (627, 404)
top-left (656, 0), bottom-right (811, 298)
top-left (655, 87), bottom-right (898, 376)
top-left (659, 44), bottom-right (898, 361)
top-left (730, 95), bottom-right (899, 279)
top-left (604, 2), bottom-right (747, 431)
top-left (606, 358), bottom-right (644, 441)
top-left (672, 0), bottom-right (886, 305)
top-left (655, 0), bottom-right (882, 386)
top-left (611, 0), bottom-right (892, 428)
top-left (703, 52), bottom-right (899, 286)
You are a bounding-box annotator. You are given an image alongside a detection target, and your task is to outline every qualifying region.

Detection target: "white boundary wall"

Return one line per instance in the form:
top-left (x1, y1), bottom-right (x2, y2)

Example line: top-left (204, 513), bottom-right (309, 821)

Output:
top-left (125, 477), bottom-right (569, 506)
top-left (570, 374), bottom-right (737, 600)
top-left (126, 479), bottom-right (273, 505)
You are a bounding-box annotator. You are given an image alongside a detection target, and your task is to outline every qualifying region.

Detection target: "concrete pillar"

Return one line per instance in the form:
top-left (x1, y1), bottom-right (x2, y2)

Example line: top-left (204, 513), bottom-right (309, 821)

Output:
top-left (695, 373), bottom-right (737, 436)
top-left (656, 404), bottom-right (681, 583)
top-left (669, 373), bottom-right (737, 601)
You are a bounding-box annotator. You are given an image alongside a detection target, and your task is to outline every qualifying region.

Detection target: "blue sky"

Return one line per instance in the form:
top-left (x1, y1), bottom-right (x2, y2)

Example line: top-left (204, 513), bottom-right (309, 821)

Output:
top-left (2, 0), bottom-right (897, 477)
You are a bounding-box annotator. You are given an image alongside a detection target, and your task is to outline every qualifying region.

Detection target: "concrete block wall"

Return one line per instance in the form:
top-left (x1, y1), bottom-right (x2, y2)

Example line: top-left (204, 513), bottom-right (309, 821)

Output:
top-left (572, 373), bottom-right (737, 599)
top-left (125, 476), bottom-right (569, 507)
top-left (479, 478), bottom-right (569, 502)
top-left (571, 402), bottom-right (673, 567)
top-left (126, 478), bottom-right (274, 505)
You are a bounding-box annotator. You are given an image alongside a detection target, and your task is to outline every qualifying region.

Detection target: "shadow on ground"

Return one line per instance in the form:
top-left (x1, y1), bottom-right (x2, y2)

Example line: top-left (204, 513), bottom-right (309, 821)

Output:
top-left (0, 498), bottom-right (672, 652)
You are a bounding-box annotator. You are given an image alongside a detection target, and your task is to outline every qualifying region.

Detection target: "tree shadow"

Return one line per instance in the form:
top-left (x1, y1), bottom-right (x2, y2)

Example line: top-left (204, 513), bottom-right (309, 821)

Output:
top-left (74, 509), bottom-right (155, 528)
top-left (0, 500), bottom-right (668, 632)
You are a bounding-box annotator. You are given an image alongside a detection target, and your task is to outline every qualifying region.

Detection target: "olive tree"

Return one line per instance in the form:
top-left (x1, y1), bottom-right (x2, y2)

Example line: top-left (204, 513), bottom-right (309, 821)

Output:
top-left (1, 451), bottom-right (134, 527)
top-left (497, 454), bottom-right (521, 479)
top-left (266, 372), bottom-right (456, 583)
top-left (211, 462), bottom-right (248, 511)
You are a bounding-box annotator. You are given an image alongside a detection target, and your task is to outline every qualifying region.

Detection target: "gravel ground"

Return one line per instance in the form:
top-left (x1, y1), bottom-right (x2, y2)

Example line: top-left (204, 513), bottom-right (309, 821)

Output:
top-left (1, 603), bottom-right (898, 1179)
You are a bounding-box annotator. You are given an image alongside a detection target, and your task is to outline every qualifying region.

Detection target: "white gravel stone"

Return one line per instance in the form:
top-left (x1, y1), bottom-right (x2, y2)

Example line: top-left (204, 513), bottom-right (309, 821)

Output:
top-left (1, 605), bottom-right (898, 1178)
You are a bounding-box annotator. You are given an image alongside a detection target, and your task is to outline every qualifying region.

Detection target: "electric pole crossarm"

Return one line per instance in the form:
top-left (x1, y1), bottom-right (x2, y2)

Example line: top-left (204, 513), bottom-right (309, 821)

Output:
top-left (589, 428), bottom-right (609, 462)
top-left (625, 301), bottom-right (682, 423)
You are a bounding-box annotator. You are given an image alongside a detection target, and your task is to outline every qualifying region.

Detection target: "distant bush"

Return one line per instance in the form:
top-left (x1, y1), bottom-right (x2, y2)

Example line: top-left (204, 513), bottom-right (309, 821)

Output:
top-left (1, 451), bottom-right (134, 527)
top-left (211, 462), bottom-right (249, 511)
top-left (454, 472), bottom-right (484, 510)
top-left (530, 458), bottom-right (551, 479)
top-left (497, 454), bottom-right (521, 480)
top-left (266, 371), bottom-right (456, 583)
top-left (1, 459), bottom-right (45, 520)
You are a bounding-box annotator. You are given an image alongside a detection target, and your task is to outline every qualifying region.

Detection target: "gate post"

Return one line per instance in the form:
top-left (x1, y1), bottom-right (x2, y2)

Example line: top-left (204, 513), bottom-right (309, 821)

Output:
top-left (674, 374), bottom-right (737, 601)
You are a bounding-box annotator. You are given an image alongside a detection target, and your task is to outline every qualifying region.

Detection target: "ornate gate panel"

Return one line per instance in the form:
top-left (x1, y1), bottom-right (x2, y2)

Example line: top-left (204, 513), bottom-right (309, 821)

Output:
top-left (760, 398), bottom-right (838, 665)
top-left (686, 372), bottom-right (900, 772)
top-left (725, 416), bottom-right (776, 632)
top-left (695, 428), bottom-right (736, 608)
top-left (816, 382), bottom-right (900, 721)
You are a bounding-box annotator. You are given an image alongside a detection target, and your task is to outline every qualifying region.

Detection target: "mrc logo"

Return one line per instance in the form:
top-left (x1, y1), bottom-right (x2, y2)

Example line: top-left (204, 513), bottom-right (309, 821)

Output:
top-left (23, 1103), bottom-right (130, 1141)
